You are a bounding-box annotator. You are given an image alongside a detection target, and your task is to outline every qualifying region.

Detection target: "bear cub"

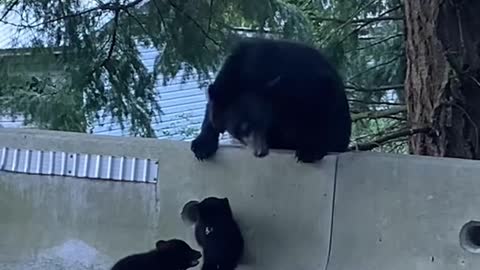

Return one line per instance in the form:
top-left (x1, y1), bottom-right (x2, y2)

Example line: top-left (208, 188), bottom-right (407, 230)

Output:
top-left (111, 239), bottom-right (202, 270)
top-left (191, 37), bottom-right (352, 163)
top-left (181, 197), bottom-right (244, 270)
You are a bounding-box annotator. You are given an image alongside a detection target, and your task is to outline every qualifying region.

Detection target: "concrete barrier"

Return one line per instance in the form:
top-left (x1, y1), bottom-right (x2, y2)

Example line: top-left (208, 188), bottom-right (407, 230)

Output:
top-left (0, 128), bottom-right (336, 270)
top-left (328, 152), bottom-right (480, 270)
top-left (4, 128), bottom-right (480, 270)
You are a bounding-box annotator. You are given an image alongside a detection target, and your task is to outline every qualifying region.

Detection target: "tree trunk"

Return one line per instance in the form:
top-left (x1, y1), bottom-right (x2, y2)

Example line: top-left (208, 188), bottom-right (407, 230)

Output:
top-left (404, 0), bottom-right (480, 159)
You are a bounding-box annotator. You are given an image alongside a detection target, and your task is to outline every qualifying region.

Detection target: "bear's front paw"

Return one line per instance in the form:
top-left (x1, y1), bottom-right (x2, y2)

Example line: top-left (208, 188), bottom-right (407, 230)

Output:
top-left (294, 149), bottom-right (326, 163)
top-left (191, 135), bottom-right (219, 160)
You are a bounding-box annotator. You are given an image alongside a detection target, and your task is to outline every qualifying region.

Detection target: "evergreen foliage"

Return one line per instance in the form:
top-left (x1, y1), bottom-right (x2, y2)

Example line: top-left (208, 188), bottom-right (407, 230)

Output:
top-left (0, 0), bottom-right (408, 153)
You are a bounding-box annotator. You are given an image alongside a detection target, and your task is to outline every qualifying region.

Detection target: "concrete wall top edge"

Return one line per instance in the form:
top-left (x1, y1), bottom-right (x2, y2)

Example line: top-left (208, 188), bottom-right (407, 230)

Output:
top-left (0, 128), bottom-right (316, 163)
top-left (3, 128), bottom-right (480, 168)
top-left (338, 150), bottom-right (480, 169)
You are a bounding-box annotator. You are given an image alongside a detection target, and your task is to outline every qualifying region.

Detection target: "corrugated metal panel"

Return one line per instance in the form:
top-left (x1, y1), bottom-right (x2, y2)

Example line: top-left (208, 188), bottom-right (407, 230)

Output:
top-left (0, 147), bottom-right (158, 183)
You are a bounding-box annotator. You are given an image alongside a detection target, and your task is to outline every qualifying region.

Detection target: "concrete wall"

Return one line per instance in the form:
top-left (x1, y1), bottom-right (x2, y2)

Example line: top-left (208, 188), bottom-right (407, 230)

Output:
top-left (328, 152), bottom-right (480, 270)
top-left (0, 128), bottom-right (335, 270)
top-left (1, 128), bottom-right (480, 270)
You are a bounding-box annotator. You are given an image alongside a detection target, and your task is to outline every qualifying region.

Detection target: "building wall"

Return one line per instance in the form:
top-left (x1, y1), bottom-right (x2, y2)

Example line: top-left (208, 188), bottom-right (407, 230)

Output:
top-left (90, 46), bottom-right (212, 141)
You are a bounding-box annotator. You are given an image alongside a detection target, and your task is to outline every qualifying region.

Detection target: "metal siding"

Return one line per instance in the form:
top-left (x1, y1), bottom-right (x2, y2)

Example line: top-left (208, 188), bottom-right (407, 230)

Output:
top-left (90, 46), bottom-right (212, 141)
top-left (0, 146), bottom-right (158, 182)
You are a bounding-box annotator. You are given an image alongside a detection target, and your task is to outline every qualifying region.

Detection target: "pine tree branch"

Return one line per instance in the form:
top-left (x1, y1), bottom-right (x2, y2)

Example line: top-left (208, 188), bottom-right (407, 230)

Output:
top-left (348, 56), bottom-right (400, 81)
top-left (349, 127), bottom-right (430, 151)
top-left (101, 9), bottom-right (120, 68)
top-left (351, 106), bottom-right (406, 122)
top-left (165, 0), bottom-right (221, 48)
top-left (333, 4), bottom-right (404, 46)
top-left (319, 0), bottom-right (378, 47)
top-left (207, 0), bottom-right (214, 32)
top-left (314, 16), bottom-right (403, 24)
top-left (151, 0), bottom-right (168, 35)
top-left (345, 84), bottom-right (404, 92)
top-left (348, 33), bottom-right (403, 53)
top-left (348, 99), bottom-right (404, 106)
top-left (123, 8), bottom-right (150, 36)
top-left (8, 0), bottom-right (144, 28)
top-left (0, 0), bottom-right (19, 21)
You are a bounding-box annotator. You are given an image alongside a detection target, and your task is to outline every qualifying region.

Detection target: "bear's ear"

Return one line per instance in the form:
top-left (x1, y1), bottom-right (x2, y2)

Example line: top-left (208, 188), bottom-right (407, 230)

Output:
top-left (181, 200), bottom-right (200, 224)
top-left (221, 197), bottom-right (230, 207)
top-left (155, 240), bottom-right (170, 251)
top-left (221, 198), bottom-right (233, 216)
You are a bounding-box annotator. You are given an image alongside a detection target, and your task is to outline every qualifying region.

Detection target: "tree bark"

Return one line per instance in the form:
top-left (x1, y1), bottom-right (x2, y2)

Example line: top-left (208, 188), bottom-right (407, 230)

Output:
top-left (404, 0), bottom-right (480, 159)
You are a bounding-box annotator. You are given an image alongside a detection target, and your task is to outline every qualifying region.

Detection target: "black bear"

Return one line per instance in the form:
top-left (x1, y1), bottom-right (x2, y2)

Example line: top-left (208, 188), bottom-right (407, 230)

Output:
top-left (190, 37), bottom-right (351, 163)
top-left (111, 239), bottom-right (202, 270)
top-left (181, 197), bottom-right (244, 270)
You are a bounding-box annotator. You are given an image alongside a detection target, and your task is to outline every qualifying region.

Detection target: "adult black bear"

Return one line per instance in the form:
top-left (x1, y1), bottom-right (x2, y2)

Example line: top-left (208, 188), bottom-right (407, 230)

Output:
top-left (181, 197), bottom-right (244, 270)
top-left (190, 37), bottom-right (351, 163)
top-left (111, 239), bottom-right (202, 270)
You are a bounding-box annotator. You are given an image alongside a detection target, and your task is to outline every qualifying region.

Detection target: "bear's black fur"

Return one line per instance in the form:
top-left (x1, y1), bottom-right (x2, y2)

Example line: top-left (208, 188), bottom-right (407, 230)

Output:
top-left (111, 239), bottom-right (202, 270)
top-left (191, 37), bottom-right (351, 163)
top-left (181, 197), bottom-right (244, 270)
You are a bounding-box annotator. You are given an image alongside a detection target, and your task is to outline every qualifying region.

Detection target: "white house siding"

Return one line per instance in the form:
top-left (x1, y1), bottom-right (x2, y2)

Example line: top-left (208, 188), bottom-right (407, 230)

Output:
top-left (90, 46), bottom-right (233, 142)
top-left (0, 116), bottom-right (24, 128)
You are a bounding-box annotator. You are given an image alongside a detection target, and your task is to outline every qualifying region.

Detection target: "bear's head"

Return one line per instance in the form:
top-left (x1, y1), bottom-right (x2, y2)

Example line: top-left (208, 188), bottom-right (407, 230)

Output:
top-left (206, 78), bottom-right (279, 158)
top-left (207, 93), bottom-right (272, 158)
top-left (181, 197), bottom-right (233, 226)
top-left (197, 197), bottom-right (233, 222)
top-left (155, 239), bottom-right (202, 270)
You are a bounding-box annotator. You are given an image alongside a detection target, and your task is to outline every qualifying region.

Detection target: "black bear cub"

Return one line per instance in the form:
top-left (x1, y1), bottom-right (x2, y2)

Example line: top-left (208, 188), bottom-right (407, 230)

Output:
top-left (181, 197), bottom-right (244, 270)
top-left (111, 239), bottom-right (202, 270)
top-left (191, 37), bottom-right (351, 163)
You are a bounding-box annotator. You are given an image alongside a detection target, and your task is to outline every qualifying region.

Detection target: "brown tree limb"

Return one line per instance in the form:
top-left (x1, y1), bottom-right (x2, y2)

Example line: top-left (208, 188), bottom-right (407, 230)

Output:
top-left (349, 33), bottom-right (403, 52)
top-left (349, 127), bottom-right (431, 151)
top-left (345, 84), bottom-right (404, 92)
top-left (348, 99), bottom-right (404, 106)
top-left (351, 106), bottom-right (407, 122)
